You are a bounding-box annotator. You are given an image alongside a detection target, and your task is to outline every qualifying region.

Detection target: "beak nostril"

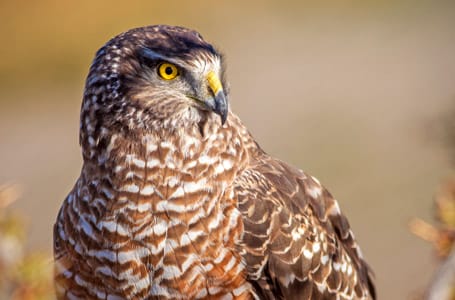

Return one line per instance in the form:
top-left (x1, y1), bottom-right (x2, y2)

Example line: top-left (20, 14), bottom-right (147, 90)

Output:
top-left (207, 85), bottom-right (213, 96)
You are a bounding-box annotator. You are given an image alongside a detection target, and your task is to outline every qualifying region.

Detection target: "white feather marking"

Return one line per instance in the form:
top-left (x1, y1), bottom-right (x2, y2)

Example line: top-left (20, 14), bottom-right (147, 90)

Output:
top-left (311, 176), bottom-right (321, 185)
top-left (98, 220), bottom-right (128, 235)
top-left (341, 261), bottom-right (347, 273)
top-left (106, 135), bottom-right (118, 155)
top-left (308, 186), bottom-right (322, 198)
top-left (88, 249), bottom-right (116, 262)
top-left (219, 293), bottom-right (233, 300)
top-left (62, 269), bottom-right (73, 278)
top-left (166, 161), bottom-right (176, 169)
top-left (96, 266), bottom-right (114, 277)
top-left (152, 221), bottom-right (167, 236)
top-left (166, 238), bottom-right (179, 249)
top-left (146, 141), bottom-right (158, 153)
top-left (209, 209), bottom-right (224, 231)
top-left (183, 179), bottom-right (206, 193)
top-left (88, 136), bottom-right (95, 146)
top-left (356, 245), bottom-right (364, 258)
top-left (162, 265), bottom-right (181, 279)
top-left (228, 208), bottom-right (240, 229)
top-left (208, 286), bottom-right (223, 295)
top-left (107, 294), bottom-right (124, 300)
top-left (75, 275), bottom-right (88, 287)
top-left (281, 273), bottom-right (296, 287)
top-left (132, 276), bottom-right (151, 293)
top-left (168, 176), bottom-right (179, 187)
top-left (291, 228), bottom-right (301, 241)
top-left (156, 200), bottom-right (187, 213)
top-left (226, 145), bottom-right (237, 156)
top-left (67, 291), bottom-right (84, 300)
top-left (233, 283), bottom-right (251, 296)
top-left (149, 238), bottom-right (166, 255)
top-left (160, 141), bottom-right (175, 150)
top-left (222, 159), bottom-right (233, 170)
top-left (146, 158), bottom-right (161, 168)
top-left (136, 202), bottom-right (152, 213)
top-left (180, 230), bottom-right (205, 246)
top-left (316, 283), bottom-right (326, 292)
top-left (117, 247), bottom-right (149, 264)
top-left (96, 220), bottom-right (114, 232)
top-left (114, 165), bottom-right (124, 173)
top-left (214, 164), bottom-right (224, 174)
top-left (234, 261), bottom-right (246, 275)
top-left (67, 193), bottom-right (74, 204)
top-left (224, 255), bottom-right (237, 272)
top-left (121, 183), bottom-right (140, 193)
top-left (132, 158), bottom-right (146, 168)
top-left (303, 249), bottom-right (313, 259)
top-left (321, 254), bottom-right (329, 265)
top-left (101, 187), bottom-right (114, 199)
top-left (150, 283), bottom-right (168, 296)
top-left (79, 216), bottom-right (93, 237)
top-left (93, 197), bottom-right (106, 207)
top-left (188, 209), bottom-right (206, 225)
top-left (169, 187), bottom-right (184, 199)
top-left (199, 155), bottom-right (217, 164)
top-left (214, 248), bottom-right (228, 264)
top-left (185, 160), bottom-right (197, 169)
top-left (204, 263), bottom-right (214, 271)
top-left (140, 185), bottom-right (154, 196)
top-left (74, 243), bottom-right (82, 254)
top-left (329, 200), bottom-right (342, 216)
top-left (181, 253), bottom-right (198, 273)
top-left (195, 288), bottom-right (208, 299)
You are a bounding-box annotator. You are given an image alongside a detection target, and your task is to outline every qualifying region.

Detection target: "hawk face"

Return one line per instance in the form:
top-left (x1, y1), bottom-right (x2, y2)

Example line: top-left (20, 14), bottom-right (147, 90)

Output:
top-left (81, 25), bottom-right (228, 140)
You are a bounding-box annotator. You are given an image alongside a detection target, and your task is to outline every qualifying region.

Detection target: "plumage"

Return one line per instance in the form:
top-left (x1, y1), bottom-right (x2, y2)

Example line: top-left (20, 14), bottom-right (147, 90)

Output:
top-left (54, 25), bottom-right (375, 299)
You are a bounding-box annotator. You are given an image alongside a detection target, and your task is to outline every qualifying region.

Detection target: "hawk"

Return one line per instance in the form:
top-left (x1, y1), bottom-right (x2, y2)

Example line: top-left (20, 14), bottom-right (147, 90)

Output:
top-left (54, 25), bottom-right (375, 300)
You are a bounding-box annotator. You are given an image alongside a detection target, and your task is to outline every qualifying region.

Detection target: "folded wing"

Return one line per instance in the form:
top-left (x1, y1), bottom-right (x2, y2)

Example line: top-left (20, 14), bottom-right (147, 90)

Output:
top-left (234, 155), bottom-right (375, 300)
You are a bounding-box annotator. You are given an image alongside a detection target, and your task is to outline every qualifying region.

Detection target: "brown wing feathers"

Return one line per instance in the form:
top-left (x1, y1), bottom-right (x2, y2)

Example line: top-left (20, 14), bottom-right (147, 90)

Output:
top-left (235, 155), bottom-right (375, 299)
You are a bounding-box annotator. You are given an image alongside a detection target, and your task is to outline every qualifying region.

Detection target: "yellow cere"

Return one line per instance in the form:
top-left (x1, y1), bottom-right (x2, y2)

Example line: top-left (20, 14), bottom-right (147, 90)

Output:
top-left (207, 71), bottom-right (223, 95)
top-left (158, 63), bottom-right (179, 80)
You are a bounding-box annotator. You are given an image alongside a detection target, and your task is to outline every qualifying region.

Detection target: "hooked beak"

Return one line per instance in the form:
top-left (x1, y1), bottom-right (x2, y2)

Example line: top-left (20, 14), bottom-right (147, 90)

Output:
top-left (206, 71), bottom-right (228, 124)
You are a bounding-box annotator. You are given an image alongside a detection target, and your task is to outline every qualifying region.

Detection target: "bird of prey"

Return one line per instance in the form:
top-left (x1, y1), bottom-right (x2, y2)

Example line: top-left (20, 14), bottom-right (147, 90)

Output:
top-left (54, 25), bottom-right (375, 300)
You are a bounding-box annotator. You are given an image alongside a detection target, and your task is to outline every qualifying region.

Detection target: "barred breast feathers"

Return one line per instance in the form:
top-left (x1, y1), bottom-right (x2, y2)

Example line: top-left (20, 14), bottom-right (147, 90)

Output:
top-left (54, 113), bottom-right (259, 299)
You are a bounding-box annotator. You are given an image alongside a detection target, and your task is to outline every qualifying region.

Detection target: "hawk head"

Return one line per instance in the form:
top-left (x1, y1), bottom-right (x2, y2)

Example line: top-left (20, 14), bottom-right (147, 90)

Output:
top-left (81, 25), bottom-right (228, 140)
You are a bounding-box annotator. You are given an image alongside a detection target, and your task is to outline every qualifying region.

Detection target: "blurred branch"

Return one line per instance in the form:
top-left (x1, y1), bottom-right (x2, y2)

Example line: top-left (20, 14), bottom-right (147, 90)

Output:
top-left (426, 247), bottom-right (455, 300)
top-left (409, 218), bottom-right (454, 258)
top-left (410, 177), bottom-right (455, 299)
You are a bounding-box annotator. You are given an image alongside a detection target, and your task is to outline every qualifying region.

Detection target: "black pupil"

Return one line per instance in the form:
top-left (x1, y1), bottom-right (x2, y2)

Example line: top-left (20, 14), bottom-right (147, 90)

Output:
top-left (165, 66), bottom-right (173, 75)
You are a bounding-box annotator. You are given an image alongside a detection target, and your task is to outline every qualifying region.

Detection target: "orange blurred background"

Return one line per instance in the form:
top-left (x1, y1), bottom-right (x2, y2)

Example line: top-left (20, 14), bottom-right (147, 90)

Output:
top-left (1, 1), bottom-right (454, 299)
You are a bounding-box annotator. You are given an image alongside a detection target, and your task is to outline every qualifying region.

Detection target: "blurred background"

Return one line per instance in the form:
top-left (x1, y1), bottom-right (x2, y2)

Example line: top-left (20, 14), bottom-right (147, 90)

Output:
top-left (1, 0), bottom-right (454, 299)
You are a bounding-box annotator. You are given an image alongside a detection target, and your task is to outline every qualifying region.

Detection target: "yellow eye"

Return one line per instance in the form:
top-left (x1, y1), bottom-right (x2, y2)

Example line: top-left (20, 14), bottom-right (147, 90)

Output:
top-left (158, 63), bottom-right (179, 80)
